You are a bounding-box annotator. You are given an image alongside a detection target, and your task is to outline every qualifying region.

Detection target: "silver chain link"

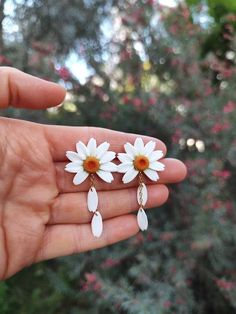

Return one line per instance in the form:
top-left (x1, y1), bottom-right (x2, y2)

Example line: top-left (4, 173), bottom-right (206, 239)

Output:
top-left (138, 172), bottom-right (143, 209)
top-left (89, 174), bottom-right (95, 190)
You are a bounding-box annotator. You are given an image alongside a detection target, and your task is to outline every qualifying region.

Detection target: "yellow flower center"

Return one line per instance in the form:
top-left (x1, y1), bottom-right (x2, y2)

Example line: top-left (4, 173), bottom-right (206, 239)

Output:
top-left (134, 155), bottom-right (149, 171)
top-left (83, 156), bottom-right (100, 173)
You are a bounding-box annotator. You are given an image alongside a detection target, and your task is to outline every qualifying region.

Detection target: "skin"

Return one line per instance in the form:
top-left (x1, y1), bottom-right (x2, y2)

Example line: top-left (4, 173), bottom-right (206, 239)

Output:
top-left (0, 67), bottom-right (187, 280)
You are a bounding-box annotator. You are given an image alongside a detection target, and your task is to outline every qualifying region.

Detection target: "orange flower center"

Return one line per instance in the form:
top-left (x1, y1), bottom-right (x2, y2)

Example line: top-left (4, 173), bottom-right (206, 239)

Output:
top-left (134, 155), bottom-right (149, 171)
top-left (83, 156), bottom-right (100, 173)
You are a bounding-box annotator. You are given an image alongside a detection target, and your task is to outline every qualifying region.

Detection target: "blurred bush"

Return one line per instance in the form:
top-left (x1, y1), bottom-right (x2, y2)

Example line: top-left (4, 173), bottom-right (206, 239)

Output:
top-left (0, 0), bottom-right (236, 313)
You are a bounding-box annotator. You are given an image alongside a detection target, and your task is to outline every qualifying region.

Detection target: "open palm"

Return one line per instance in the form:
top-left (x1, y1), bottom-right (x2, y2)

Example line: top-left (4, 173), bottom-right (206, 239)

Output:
top-left (0, 67), bottom-right (186, 280)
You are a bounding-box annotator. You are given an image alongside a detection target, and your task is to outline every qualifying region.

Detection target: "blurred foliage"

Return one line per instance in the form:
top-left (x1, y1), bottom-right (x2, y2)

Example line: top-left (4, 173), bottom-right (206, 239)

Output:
top-left (187, 0), bottom-right (236, 58)
top-left (0, 0), bottom-right (236, 313)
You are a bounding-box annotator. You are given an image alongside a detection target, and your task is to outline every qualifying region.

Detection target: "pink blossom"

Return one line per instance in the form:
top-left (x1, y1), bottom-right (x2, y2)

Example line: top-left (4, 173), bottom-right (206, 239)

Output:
top-left (101, 258), bottom-right (121, 269)
top-left (0, 55), bottom-right (11, 65)
top-left (147, 232), bottom-right (154, 241)
top-left (85, 273), bottom-right (97, 283)
top-left (216, 279), bottom-right (235, 291)
top-left (211, 122), bottom-right (230, 134)
top-left (172, 129), bottom-right (182, 144)
top-left (132, 97), bottom-right (142, 108)
top-left (204, 86), bottom-right (213, 96)
top-left (211, 200), bottom-right (224, 210)
top-left (223, 101), bottom-right (236, 113)
top-left (163, 301), bottom-right (172, 309)
top-left (212, 170), bottom-right (231, 179)
top-left (81, 273), bottom-right (102, 292)
top-left (122, 95), bottom-right (130, 104)
top-left (222, 68), bottom-right (234, 78)
top-left (57, 67), bottom-right (71, 81)
top-left (148, 97), bottom-right (157, 106)
top-left (169, 24), bottom-right (179, 35)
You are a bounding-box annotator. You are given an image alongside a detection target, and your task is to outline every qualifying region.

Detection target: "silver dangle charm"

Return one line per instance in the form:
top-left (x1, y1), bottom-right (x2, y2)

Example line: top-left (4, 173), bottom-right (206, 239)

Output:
top-left (117, 137), bottom-right (165, 231)
top-left (136, 174), bottom-right (148, 231)
top-left (65, 138), bottom-right (117, 238)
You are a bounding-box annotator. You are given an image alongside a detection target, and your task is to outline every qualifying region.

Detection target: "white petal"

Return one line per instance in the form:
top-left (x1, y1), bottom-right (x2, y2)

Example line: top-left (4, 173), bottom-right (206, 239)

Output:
top-left (73, 170), bottom-right (89, 185)
top-left (122, 168), bottom-right (138, 184)
top-left (124, 143), bottom-right (136, 158)
top-left (76, 141), bottom-right (88, 159)
top-left (137, 183), bottom-right (148, 206)
top-left (144, 141), bottom-right (156, 155)
top-left (65, 163), bottom-right (83, 173)
top-left (134, 138), bottom-right (144, 154)
top-left (144, 169), bottom-right (159, 181)
top-left (87, 187), bottom-right (98, 212)
top-left (100, 151), bottom-right (116, 164)
top-left (117, 162), bottom-right (133, 173)
top-left (137, 208), bottom-right (148, 231)
top-left (91, 212), bottom-right (103, 237)
top-left (66, 151), bottom-right (82, 162)
top-left (87, 138), bottom-right (97, 155)
top-left (96, 142), bottom-right (110, 158)
top-left (149, 150), bottom-right (164, 162)
top-left (149, 161), bottom-right (165, 171)
top-left (97, 170), bottom-right (114, 183)
top-left (100, 162), bottom-right (117, 172)
top-left (117, 153), bottom-right (133, 163)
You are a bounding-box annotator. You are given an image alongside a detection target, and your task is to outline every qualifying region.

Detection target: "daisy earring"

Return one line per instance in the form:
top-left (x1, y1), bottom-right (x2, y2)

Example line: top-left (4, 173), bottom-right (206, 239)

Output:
top-left (117, 138), bottom-right (165, 231)
top-left (65, 138), bottom-right (117, 238)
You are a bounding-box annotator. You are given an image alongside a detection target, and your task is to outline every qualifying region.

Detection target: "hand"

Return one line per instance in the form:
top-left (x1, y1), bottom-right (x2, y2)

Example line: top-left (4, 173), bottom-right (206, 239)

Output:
top-left (0, 67), bottom-right (187, 280)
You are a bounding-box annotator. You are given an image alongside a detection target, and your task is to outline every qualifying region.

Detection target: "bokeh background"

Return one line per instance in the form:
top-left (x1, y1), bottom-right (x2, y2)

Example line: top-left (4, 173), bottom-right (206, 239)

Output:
top-left (0, 0), bottom-right (236, 313)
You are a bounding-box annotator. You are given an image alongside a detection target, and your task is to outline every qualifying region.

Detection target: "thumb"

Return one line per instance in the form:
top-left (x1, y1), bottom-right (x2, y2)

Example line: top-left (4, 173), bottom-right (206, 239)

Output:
top-left (0, 67), bottom-right (66, 109)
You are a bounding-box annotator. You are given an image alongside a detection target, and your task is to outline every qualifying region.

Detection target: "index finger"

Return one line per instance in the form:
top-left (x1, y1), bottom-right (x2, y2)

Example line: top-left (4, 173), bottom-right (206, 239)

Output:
top-left (43, 125), bottom-right (167, 162)
top-left (0, 67), bottom-right (66, 109)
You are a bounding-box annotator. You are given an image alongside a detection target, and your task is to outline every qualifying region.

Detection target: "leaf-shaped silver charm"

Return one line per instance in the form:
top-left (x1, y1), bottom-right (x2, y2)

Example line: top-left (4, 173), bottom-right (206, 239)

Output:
top-left (87, 187), bottom-right (98, 212)
top-left (137, 183), bottom-right (148, 206)
top-left (137, 208), bottom-right (148, 231)
top-left (91, 212), bottom-right (103, 237)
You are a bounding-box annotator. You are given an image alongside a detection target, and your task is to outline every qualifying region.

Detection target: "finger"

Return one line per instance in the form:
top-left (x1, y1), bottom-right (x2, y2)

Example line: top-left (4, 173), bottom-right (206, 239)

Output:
top-left (0, 67), bottom-right (66, 109)
top-left (44, 125), bottom-right (167, 161)
top-left (55, 158), bottom-right (186, 193)
top-left (35, 215), bottom-right (139, 262)
top-left (48, 184), bottom-right (169, 224)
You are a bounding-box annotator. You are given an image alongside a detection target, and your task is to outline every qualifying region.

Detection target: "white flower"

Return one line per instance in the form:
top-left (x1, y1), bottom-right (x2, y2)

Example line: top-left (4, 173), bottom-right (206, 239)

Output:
top-left (65, 138), bottom-right (117, 185)
top-left (117, 137), bottom-right (165, 184)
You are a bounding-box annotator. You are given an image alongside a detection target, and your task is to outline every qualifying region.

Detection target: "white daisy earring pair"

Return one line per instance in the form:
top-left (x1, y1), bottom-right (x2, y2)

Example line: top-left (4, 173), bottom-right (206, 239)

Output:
top-left (65, 137), bottom-right (165, 238)
top-left (65, 138), bottom-right (117, 238)
top-left (117, 138), bottom-right (165, 231)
